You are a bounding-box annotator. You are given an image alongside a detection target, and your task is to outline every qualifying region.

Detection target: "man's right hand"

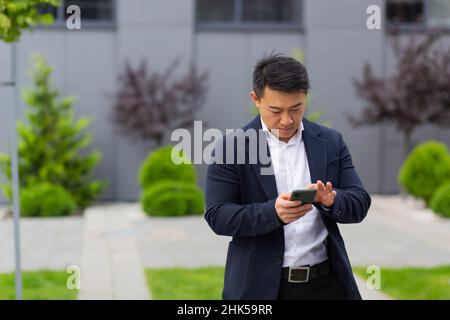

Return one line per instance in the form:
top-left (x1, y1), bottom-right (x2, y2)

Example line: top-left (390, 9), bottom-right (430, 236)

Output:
top-left (275, 192), bottom-right (313, 224)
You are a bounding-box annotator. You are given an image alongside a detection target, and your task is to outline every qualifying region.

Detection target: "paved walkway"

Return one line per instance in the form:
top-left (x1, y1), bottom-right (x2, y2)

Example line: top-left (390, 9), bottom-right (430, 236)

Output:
top-left (339, 195), bottom-right (450, 267)
top-left (134, 195), bottom-right (450, 300)
top-left (78, 204), bottom-right (150, 300)
top-left (1, 195), bottom-right (449, 300)
top-left (0, 212), bottom-right (82, 272)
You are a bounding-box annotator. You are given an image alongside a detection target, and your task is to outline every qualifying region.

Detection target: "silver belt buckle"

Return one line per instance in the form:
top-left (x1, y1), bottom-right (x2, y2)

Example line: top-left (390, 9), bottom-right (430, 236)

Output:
top-left (288, 266), bottom-right (310, 283)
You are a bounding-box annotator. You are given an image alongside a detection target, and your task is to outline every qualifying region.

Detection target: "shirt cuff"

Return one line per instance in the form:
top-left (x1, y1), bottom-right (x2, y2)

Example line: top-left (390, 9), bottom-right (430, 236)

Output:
top-left (319, 204), bottom-right (332, 211)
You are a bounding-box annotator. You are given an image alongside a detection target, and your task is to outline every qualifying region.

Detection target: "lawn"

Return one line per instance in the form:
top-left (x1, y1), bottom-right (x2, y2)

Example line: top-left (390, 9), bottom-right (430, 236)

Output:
top-left (145, 267), bottom-right (224, 300)
top-left (0, 270), bottom-right (78, 300)
top-left (146, 265), bottom-right (450, 300)
top-left (354, 265), bottom-right (450, 300)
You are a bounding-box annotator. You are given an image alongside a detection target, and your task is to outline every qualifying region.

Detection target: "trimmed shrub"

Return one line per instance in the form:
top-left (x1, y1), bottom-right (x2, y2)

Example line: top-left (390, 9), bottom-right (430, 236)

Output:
top-left (0, 54), bottom-right (104, 210)
top-left (140, 180), bottom-right (204, 217)
top-left (430, 182), bottom-right (450, 218)
top-left (20, 183), bottom-right (77, 217)
top-left (398, 141), bottom-right (450, 205)
top-left (138, 145), bottom-right (196, 189)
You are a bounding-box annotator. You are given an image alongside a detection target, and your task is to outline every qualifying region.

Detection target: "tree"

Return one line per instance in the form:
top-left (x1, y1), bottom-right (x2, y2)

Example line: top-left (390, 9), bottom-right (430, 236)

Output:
top-left (350, 31), bottom-right (450, 158)
top-left (0, 0), bottom-right (61, 300)
top-left (0, 54), bottom-right (104, 210)
top-left (112, 59), bottom-right (208, 146)
top-left (0, 0), bottom-right (59, 43)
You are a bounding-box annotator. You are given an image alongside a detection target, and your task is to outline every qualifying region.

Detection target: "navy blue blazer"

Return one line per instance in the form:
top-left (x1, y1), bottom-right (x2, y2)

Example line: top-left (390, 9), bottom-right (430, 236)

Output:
top-left (204, 115), bottom-right (371, 300)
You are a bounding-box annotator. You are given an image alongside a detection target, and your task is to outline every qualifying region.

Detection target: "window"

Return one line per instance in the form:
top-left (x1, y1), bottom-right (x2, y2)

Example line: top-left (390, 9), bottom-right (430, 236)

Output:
top-left (196, 0), bottom-right (235, 23)
top-left (386, 0), bottom-right (450, 29)
top-left (386, 0), bottom-right (424, 25)
top-left (196, 0), bottom-right (303, 30)
top-left (428, 0), bottom-right (450, 27)
top-left (38, 0), bottom-right (116, 27)
top-left (242, 0), bottom-right (301, 23)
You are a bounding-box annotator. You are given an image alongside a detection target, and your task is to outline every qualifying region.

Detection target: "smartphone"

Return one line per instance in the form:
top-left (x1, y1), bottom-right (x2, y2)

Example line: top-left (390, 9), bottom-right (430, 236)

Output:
top-left (289, 189), bottom-right (317, 204)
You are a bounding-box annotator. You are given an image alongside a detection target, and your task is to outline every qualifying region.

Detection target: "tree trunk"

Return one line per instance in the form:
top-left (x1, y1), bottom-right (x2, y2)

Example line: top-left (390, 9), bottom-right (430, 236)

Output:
top-left (403, 129), bottom-right (413, 161)
top-left (400, 129), bottom-right (413, 198)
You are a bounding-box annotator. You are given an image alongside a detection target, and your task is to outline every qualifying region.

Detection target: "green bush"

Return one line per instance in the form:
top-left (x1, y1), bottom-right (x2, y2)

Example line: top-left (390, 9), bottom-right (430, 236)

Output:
top-left (430, 182), bottom-right (450, 218)
top-left (138, 145), bottom-right (196, 189)
top-left (140, 180), bottom-right (204, 217)
top-left (0, 0), bottom-right (60, 43)
top-left (398, 141), bottom-right (450, 205)
top-left (0, 54), bottom-right (104, 210)
top-left (20, 183), bottom-right (77, 217)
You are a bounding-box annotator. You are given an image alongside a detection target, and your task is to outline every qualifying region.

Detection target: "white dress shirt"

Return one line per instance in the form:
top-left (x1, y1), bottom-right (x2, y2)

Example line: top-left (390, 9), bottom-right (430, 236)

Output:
top-left (261, 118), bottom-right (329, 267)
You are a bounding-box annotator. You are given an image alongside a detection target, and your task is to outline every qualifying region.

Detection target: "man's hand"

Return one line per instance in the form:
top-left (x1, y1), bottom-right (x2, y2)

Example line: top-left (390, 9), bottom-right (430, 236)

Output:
top-left (306, 180), bottom-right (337, 207)
top-left (275, 192), bottom-right (313, 224)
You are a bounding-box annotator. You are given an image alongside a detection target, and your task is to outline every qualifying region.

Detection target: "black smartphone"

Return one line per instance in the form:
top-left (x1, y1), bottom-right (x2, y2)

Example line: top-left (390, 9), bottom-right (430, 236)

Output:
top-left (289, 189), bottom-right (317, 204)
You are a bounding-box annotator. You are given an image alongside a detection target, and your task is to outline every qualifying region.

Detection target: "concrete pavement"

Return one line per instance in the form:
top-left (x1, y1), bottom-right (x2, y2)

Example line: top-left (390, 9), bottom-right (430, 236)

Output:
top-left (1, 195), bottom-right (449, 300)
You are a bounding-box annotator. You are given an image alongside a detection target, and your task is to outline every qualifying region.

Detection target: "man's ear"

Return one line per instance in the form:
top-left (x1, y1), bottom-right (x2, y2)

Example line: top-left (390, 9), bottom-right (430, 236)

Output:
top-left (250, 91), bottom-right (260, 107)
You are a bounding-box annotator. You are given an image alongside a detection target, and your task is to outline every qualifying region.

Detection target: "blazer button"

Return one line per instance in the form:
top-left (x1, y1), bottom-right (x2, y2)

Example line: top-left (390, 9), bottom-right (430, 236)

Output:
top-left (275, 258), bottom-right (282, 264)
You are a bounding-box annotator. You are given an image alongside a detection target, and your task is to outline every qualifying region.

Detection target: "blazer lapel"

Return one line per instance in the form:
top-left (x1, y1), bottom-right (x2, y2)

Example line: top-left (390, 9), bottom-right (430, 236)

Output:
top-left (245, 116), bottom-right (328, 200)
top-left (245, 116), bottom-right (278, 200)
top-left (302, 119), bottom-right (328, 184)
top-left (252, 135), bottom-right (278, 200)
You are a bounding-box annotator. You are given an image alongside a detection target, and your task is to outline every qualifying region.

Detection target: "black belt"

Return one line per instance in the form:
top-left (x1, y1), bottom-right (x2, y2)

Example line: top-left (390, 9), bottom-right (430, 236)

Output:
top-left (282, 259), bottom-right (331, 283)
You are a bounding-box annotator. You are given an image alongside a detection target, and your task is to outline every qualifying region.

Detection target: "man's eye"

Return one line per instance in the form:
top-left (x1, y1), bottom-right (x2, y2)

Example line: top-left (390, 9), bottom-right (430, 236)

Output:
top-left (271, 110), bottom-right (281, 114)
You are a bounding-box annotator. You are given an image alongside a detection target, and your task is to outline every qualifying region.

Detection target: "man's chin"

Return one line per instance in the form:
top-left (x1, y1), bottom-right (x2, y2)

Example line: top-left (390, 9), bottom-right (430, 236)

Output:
top-left (276, 132), bottom-right (295, 141)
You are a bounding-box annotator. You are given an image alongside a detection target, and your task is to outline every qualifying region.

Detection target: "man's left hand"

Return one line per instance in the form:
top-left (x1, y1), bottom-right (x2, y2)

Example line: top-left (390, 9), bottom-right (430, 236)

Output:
top-left (306, 180), bottom-right (337, 207)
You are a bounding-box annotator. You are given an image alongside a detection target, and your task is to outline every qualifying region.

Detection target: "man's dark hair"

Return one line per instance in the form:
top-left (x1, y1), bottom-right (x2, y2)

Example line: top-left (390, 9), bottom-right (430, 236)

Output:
top-left (253, 53), bottom-right (310, 99)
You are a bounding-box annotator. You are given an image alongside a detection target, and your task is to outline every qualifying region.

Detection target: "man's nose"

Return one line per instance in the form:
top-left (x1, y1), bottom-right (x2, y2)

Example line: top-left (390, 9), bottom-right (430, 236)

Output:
top-left (280, 114), bottom-right (293, 127)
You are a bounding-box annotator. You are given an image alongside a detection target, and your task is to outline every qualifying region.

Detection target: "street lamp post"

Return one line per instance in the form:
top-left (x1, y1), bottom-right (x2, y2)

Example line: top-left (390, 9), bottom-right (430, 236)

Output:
top-left (1, 42), bottom-right (23, 300)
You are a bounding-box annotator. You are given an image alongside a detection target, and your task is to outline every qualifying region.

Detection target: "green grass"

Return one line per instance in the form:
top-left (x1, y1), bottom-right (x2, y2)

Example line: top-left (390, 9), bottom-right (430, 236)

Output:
top-left (146, 265), bottom-right (450, 300)
top-left (145, 267), bottom-right (224, 300)
top-left (354, 265), bottom-right (450, 300)
top-left (0, 270), bottom-right (78, 300)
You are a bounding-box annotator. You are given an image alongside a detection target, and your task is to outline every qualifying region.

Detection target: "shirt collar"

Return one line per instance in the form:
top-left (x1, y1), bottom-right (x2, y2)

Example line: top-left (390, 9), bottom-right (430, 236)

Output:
top-left (260, 117), bottom-right (304, 146)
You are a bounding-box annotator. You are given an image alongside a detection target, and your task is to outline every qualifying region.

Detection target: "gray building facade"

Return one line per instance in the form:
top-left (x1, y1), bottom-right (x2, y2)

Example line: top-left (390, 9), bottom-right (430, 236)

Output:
top-left (1, 0), bottom-right (449, 204)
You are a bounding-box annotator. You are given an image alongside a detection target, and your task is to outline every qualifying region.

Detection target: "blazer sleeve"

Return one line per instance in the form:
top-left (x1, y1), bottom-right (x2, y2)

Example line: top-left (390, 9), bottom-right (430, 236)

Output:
top-left (314, 133), bottom-right (371, 224)
top-left (204, 138), bottom-right (282, 237)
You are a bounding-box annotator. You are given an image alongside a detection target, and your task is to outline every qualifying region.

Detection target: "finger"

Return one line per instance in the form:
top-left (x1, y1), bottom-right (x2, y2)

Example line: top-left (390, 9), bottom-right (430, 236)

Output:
top-left (279, 192), bottom-right (291, 200)
top-left (279, 199), bottom-right (302, 208)
top-left (286, 216), bottom-right (301, 224)
top-left (298, 204), bottom-right (313, 211)
top-left (325, 181), bottom-right (333, 193)
top-left (306, 183), bottom-right (317, 190)
top-left (290, 209), bottom-right (313, 220)
top-left (317, 180), bottom-right (325, 192)
top-left (282, 206), bottom-right (307, 215)
top-left (325, 190), bottom-right (336, 199)
top-left (284, 205), bottom-right (313, 216)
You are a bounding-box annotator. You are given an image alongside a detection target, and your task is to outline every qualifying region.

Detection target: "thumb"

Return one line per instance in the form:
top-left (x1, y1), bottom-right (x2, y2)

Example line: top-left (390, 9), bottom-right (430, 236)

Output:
top-left (279, 192), bottom-right (291, 200)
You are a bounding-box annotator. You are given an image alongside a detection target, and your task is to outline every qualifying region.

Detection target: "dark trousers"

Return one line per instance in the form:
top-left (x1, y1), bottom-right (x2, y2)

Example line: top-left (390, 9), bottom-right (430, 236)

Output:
top-left (277, 274), bottom-right (347, 300)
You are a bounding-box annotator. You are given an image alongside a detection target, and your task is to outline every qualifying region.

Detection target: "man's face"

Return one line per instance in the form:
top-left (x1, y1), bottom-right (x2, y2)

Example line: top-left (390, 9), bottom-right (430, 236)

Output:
top-left (250, 87), bottom-right (307, 143)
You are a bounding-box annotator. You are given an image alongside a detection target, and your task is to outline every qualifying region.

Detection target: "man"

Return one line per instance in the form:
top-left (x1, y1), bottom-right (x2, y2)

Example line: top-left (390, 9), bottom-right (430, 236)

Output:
top-left (204, 54), bottom-right (371, 300)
